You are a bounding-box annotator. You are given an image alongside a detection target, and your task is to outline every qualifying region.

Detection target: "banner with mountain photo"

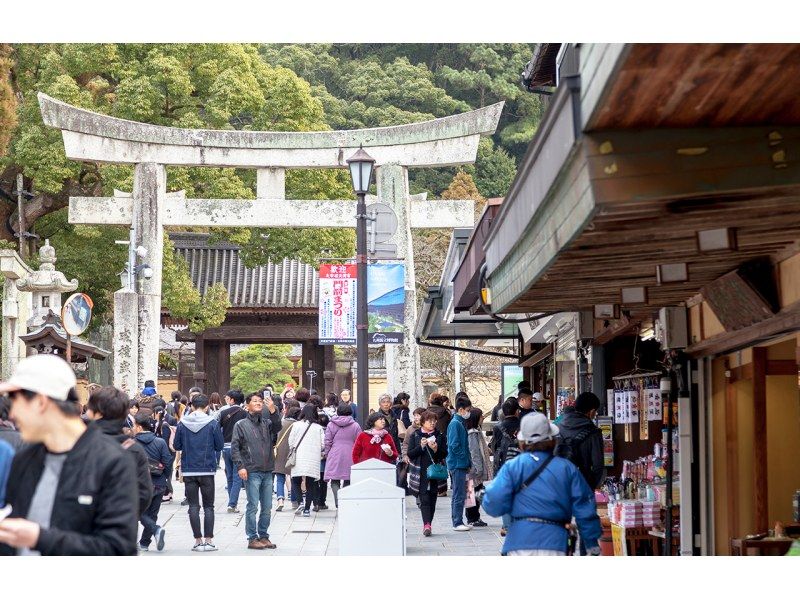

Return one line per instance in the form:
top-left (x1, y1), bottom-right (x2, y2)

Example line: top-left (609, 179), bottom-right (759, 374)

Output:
top-left (367, 263), bottom-right (405, 344)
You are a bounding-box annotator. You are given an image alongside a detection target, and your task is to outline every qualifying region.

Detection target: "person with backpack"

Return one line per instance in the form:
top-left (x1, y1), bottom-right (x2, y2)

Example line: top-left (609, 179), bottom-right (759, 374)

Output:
top-left (482, 411), bottom-right (601, 556)
top-left (231, 392), bottom-right (282, 550)
top-left (288, 404), bottom-right (325, 517)
top-left (217, 390), bottom-right (247, 513)
top-left (554, 392), bottom-right (605, 491)
top-left (133, 412), bottom-right (172, 552)
top-left (154, 406), bottom-right (176, 502)
top-left (491, 397), bottom-right (521, 537)
top-left (173, 394), bottom-right (224, 552)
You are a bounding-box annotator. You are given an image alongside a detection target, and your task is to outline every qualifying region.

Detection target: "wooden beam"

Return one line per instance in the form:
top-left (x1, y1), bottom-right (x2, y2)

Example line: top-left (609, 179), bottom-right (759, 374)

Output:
top-left (724, 362), bottom-right (740, 541)
top-left (686, 301), bottom-right (800, 358)
top-left (593, 315), bottom-right (642, 345)
top-left (519, 344), bottom-right (553, 368)
top-left (752, 347), bottom-right (769, 533)
top-left (178, 325), bottom-right (318, 342)
top-left (728, 363), bottom-right (754, 384)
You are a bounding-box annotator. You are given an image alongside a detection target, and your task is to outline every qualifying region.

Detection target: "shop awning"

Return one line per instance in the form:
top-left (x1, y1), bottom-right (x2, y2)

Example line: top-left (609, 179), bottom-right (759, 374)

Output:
top-left (415, 229), bottom-right (520, 343)
top-left (485, 44), bottom-right (800, 316)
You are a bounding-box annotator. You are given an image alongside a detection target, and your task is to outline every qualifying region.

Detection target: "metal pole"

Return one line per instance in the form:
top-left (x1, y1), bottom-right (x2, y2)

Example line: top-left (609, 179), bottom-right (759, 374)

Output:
top-left (65, 333), bottom-right (72, 364)
top-left (16, 174), bottom-right (27, 260)
top-left (665, 361), bottom-right (678, 556)
top-left (356, 190), bottom-right (370, 426)
top-left (454, 348), bottom-right (461, 394)
top-left (128, 226), bottom-right (136, 291)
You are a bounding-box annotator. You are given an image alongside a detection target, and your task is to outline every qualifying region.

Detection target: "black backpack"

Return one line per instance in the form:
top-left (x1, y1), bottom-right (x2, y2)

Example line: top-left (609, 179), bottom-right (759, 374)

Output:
top-left (497, 426), bottom-right (521, 471)
top-left (554, 427), bottom-right (596, 466)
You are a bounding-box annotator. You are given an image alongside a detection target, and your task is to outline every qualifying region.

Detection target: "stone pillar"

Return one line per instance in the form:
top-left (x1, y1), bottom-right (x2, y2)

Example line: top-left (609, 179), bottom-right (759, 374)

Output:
top-left (2, 279), bottom-right (21, 379)
top-left (133, 163), bottom-right (166, 389)
top-left (113, 288), bottom-right (139, 396)
top-left (257, 168), bottom-right (286, 199)
top-left (376, 164), bottom-right (424, 408)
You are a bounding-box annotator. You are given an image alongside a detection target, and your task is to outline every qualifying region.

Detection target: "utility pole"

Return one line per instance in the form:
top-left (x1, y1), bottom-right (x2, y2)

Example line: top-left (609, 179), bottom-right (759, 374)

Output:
top-left (16, 173), bottom-right (27, 260)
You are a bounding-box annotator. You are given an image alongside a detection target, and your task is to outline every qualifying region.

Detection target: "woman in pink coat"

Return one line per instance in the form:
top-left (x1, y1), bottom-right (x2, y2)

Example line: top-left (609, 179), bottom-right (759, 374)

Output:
top-left (322, 403), bottom-right (362, 508)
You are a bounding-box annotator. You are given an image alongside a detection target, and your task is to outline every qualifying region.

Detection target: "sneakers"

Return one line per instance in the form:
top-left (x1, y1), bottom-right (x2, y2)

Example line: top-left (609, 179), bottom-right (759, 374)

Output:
top-left (191, 543), bottom-right (204, 552)
top-left (155, 526), bottom-right (166, 552)
top-left (275, 499), bottom-right (284, 512)
top-left (180, 497), bottom-right (189, 506)
top-left (138, 543), bottom-right (149, 552)
top-left (319, 504), bottom-right (329, 510)
top-left (302, 509), bottom-right (311, 517)
top-left (453, 524), bottom-right (472, 532)
top-left (312, 505), bottom-right (320, 512)
top-left (227, 506), bottom-right (240, 513)
top-left (259, 537), bottom-right (277, 549)
top-left (422, 524), bottom-right (432, 537)
top-left (295, 505), bottom-right (304, 515)
top-left (500, 527), bottom-right (507, 537)
top-left (469, 519), bottom-right (488, 528)
top-left (203, 542), bottom-right (218, 552)
top-left (248, 538), bottom-right (265, 550)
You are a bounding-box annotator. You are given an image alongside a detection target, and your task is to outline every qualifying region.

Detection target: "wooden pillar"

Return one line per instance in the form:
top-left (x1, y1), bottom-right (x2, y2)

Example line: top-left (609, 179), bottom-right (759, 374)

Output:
top-left (217, 342), bottom-right (231, 396)
top-left (724, 359), bottom-right (740, 540)
top-left (193, 333), bottom-right (207, 394)
top-left (205, 343), bottom-right (220, 396)
top-left (752, 347), bottom-right (768, 533)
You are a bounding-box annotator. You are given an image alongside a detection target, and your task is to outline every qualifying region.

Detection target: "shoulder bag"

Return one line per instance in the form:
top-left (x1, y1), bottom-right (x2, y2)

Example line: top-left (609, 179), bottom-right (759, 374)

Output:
top-left (425, 440), bottom-right (448, 481)
top-left (273, 423), bottom-right (293, 459)
top-left (285, 422), bottom-right (311, 469)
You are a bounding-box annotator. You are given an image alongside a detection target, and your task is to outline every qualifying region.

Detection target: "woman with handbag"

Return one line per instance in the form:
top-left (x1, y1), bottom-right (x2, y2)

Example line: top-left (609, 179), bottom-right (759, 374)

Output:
top-left (323, 403), bottom-right (362, 508)
top-left (352, 412), bottom-right (399, 465)
top-left (273, 404), bottom-right (300, 511)
top-left (407, 410), bottom-right (448, 536)
top-left (287, 404), bottom-right (325, 517)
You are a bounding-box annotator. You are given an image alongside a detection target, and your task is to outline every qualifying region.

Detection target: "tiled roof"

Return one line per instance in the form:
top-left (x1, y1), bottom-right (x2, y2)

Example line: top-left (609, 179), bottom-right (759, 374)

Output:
top-left (170, 233), bottom-right (318, 309)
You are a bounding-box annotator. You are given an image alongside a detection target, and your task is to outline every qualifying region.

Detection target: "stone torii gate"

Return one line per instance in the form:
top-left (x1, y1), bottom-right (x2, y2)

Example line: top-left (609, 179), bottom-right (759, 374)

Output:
top-left (38, 93), bottom-right (503, 402)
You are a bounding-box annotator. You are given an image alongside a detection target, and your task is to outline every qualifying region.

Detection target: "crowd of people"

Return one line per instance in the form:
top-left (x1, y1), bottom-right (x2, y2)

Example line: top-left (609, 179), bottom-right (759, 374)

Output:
top-left (0, 354), bottom-right (606, 557)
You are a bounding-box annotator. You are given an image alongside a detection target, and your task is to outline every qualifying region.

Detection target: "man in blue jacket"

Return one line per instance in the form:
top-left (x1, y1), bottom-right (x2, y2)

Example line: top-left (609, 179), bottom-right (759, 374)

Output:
top-left (174, 394), bottom-right (224, 552)
top-left (446, 396), bottom-right (473, 531)
top-left (482, 411), bottom-right (601, 556)
top-left (133, 412), bottom-right (172, 552)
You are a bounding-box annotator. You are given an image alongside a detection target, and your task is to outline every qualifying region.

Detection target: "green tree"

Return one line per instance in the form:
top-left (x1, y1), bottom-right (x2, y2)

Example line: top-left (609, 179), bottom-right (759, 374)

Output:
top-left (0, 44), bottom-right (17, 157)
top-left (230, 344), bottom-right (294, 393)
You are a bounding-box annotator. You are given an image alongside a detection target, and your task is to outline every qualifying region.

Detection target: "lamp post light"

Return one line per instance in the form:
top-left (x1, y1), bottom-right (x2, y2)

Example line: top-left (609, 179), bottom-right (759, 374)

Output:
top-left (347, 147), bottom-right (375, 427)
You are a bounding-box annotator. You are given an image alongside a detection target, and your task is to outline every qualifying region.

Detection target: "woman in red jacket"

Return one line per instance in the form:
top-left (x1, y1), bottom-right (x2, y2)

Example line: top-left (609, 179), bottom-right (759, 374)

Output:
top-left (352, 412), bottom-right (398, 465)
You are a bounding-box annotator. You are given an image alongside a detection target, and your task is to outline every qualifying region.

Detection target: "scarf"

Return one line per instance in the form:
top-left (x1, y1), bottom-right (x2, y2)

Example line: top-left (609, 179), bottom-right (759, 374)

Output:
top-left (367, 428), bottom-right (388, 444)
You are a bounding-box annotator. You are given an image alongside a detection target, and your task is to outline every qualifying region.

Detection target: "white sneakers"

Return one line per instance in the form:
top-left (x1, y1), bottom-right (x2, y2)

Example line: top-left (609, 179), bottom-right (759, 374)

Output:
top-left (453, 524), bottom-right (472, 532)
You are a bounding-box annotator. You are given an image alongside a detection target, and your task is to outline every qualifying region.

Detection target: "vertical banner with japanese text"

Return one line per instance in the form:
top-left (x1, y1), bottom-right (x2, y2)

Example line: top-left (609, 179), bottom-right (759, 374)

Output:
top-left (318, 263), bottom-right (357, 345)
top-left (367, 263), bottom-right (405, 344)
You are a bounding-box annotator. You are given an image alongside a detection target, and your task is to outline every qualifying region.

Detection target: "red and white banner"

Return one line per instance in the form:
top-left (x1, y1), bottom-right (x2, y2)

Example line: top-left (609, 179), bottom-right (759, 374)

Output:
top-left (318, 263), bottom-right (357, 345)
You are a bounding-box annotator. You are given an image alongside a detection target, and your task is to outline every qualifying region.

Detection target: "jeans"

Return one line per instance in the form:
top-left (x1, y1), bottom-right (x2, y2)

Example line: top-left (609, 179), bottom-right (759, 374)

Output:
top-left (274, 473), bottom-right (298, 502)
top-left (185, 475), bottom-right (215, 539)
top-left (449, 468), bottom-right (468, 527)
top-left (245, 471), bottom-right (274, 541)
top-left (419, 480), bottom-right (439, 525)
top-left (222, 447), bottom-right (243, 507)
top-left (292, 476), bottom-right (318, 510)
top-left (139, 488), bottom-right (164, 546)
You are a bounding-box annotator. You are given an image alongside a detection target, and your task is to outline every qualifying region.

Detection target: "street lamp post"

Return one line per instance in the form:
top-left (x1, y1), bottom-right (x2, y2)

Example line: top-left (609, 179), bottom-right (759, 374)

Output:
top-left (347, 147), bottom-right (376, 427)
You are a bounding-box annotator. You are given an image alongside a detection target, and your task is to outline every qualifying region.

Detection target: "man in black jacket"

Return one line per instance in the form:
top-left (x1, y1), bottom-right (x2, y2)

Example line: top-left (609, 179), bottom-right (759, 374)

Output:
top-left (0, 355), bottom-right (138, 556)
top-left (85, 386), bottom-right (153, 516)
top-left (231, 392), bottom-right (281, 550)
top-left (217, 389), bottom-right (247, 513)
top-left (555, 392), bottom-right (605, 490)
top-left (133, 412), bottom-right (172, 552)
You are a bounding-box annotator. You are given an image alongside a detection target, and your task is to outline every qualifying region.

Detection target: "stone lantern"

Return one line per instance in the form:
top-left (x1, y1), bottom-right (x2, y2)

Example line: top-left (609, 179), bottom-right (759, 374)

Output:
top-left (16, 239), bottom-right (78, 330)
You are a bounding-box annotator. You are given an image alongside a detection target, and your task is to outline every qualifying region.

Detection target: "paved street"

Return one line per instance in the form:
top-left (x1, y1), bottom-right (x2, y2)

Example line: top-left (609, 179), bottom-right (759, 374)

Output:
top-left (140, 470), bottom-right (504, 556)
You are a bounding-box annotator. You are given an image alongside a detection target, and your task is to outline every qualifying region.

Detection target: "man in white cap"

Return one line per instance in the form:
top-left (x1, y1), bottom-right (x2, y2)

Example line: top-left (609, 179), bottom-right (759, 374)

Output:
top-left (0, 355), bottom-right (138, 555)
top-left (482, 411), bottom-right (601, 556)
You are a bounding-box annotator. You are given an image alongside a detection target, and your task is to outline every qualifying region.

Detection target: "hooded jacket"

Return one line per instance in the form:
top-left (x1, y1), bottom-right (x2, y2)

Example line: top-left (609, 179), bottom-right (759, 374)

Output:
top-left (230, 409), bottom-right (282, 473)
top-left (0, 426), bottom-right (139, 556)
top-left (93, 418), bottom-right (152, 514)
top-left (173, 410), bottom-right (224, 476)
top-left (134, 431), bottom-right (172, 488)
top-left (554, 410), bottom-right (605, 490)
top-left (446, 414), bottom-right (471, 471)
top-left (483, 451), bottom-right (601, 554)
top-left (323, 415), bottom-right (362, 481)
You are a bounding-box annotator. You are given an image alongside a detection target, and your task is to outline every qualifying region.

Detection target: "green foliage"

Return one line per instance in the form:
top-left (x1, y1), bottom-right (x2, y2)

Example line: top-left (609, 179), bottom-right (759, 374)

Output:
top-left (158, 351), bottom-right (177, 370)
top-left (230, 344), bottom-right (294, 394)
top-left (467, 138), bottom-right (517, 199)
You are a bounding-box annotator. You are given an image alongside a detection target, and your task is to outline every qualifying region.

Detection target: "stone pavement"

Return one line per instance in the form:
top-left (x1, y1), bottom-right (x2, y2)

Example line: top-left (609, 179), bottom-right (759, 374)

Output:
top-left (140, 469), bottom-right (504, 556)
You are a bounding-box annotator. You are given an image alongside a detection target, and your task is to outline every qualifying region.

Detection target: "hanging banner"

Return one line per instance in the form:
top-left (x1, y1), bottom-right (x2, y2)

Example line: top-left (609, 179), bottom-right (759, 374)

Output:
top-left (318, 264), bottom-right (357, 345)
top-left (367, 263), bottom-right (405, 344)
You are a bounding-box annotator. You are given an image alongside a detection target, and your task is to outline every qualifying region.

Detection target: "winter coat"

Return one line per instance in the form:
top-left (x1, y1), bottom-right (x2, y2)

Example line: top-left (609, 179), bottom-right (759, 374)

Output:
top-left (134, 431), bottom-right (172, 489)
top-left (483, 451), bottom-right (601, 555)
top-left (0, 425), bottom-right (138, 556)
top-left (490, 415), bottom-right (521, 472)
top-left (173, 410), bottom-right (224, 476)
top-left (231, 410), bottom-right (282, 473)
top-left (401, 423), bottom-right (420, 461)
top-left (467, 428), bottom-right (494, 485)
top-left (93, 418), bottom-right (152, 515)
top-left (445, 414), bottom-right (471, 471)
top-left (352, 429), bottom-right (398, 465)
top-left (554, 411), bottom-right (605, 490)
top-left (391, 406), bottom-right (411, 429)
top-left (323, 415), bottom-right (362, 481)
top-left (287, 421), bottom-right (324, 480)
top-left (407, 428), bottom-right (447, 490)
top-left (378, 409), bottom-right (401, 451)
top-left (272, 417), bottom-right (297, 475)
top-left (0, 422), bottom-right (23, 452)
